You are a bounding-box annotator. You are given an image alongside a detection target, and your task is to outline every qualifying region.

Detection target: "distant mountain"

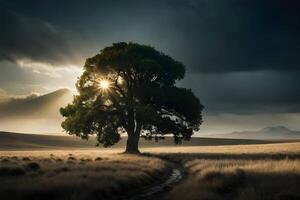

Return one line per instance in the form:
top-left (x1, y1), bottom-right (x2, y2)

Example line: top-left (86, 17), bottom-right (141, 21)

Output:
top-left (0, 89), bottom-right (73, 119)
top-left (214, 126), bottom-right (300, 139)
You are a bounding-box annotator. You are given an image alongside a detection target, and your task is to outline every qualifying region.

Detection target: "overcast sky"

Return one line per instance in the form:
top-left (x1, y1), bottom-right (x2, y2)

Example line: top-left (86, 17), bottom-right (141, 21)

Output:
top-left (0, 0), bottom-right (299, 134)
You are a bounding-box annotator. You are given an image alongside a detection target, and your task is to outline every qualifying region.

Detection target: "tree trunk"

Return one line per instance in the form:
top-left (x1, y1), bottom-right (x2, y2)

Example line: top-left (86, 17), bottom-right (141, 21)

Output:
top-left (125, 132), bottom-right (140, 154)
top-left (125, 106), bottom-right (142, 154)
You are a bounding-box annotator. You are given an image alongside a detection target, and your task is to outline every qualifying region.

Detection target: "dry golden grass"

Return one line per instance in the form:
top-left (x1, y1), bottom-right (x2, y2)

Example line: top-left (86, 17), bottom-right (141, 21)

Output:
top-left (0, 151), bottom-right (170, 200)
top-left (1, 142), bottom-right (299, 200)
top-left (145, 142), bottom-right (300, 154)
top-left (160, 142), bottom-right (300, 200)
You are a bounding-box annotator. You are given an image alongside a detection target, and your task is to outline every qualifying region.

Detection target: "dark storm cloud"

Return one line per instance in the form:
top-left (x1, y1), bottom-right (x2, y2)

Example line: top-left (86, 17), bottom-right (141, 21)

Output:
top-left (2, 0), bottom-right (300, 73)
top-left (180, 70), bottom-right (300, 114)
top-left (175, 0), bottom-right (300, 73)
top-left (0, 8), bottom-right (83, 65)
top-left (0, 0), bottom-right (300, 115)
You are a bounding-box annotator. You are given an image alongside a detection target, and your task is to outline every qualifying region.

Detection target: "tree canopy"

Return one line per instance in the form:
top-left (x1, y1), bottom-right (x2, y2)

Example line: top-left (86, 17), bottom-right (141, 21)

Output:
top-left (60, 42), bottom-right (204, 153)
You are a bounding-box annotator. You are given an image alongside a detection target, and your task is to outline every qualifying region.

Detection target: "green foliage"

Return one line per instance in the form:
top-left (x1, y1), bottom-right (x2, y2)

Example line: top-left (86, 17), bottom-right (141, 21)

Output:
top-left (60, 42), bottom-right (204, 148)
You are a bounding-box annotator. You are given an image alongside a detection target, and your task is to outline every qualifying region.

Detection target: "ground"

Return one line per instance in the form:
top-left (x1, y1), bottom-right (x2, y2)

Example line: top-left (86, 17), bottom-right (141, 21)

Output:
top-left (0, 140), bottom-right (299, 200)
top-left (0, 151), bottom-right (170, 200)
top-left (155, 142), bottom-right (300, 200)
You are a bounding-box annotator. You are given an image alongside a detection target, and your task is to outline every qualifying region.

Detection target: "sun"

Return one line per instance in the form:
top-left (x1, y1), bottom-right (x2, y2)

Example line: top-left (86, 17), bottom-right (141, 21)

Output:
top-left (99, 79), bottom-right (110, 90)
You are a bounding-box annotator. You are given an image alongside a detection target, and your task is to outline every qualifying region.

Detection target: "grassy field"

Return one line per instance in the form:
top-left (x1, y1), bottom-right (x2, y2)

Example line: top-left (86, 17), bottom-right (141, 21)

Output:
top-left (0, 151), bottom-right (170, 200)
top-left (0, 138), bottom-right (299, 200)
top-left (155, 142), bottom-right (300, 200)
top-left (0, 131), bottom-right (281, 150)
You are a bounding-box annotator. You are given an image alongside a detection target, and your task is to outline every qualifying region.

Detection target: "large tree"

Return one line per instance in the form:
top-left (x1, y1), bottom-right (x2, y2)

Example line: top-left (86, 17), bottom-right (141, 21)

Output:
top-left (60, 42), bottom-right (204, 153)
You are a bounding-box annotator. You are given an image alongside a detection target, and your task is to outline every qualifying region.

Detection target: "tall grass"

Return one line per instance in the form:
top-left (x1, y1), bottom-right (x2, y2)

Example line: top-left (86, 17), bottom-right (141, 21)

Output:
top-left (161, 142), bottom-right (300, 200)
top-left (0, 152), bottom-right (170, 200)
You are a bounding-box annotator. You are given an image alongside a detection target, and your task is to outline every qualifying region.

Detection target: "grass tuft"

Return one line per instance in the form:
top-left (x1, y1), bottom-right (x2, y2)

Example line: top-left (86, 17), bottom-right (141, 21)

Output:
top-left (94, 157), bottom-right (102, 161)
top-left (26, 162), bottom-right (41, 171)
top-left (22, 157), bottom-right (31, 161)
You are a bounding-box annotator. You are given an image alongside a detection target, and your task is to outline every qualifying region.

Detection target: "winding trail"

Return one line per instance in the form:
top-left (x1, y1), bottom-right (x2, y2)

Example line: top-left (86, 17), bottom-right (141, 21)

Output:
top-left (120, 159), bottom-right (185, 200)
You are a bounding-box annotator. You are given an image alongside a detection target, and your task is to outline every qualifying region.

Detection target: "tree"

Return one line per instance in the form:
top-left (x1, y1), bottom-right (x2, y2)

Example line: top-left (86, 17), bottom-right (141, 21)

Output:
top-left (60, 42), bottom-right (204, 153)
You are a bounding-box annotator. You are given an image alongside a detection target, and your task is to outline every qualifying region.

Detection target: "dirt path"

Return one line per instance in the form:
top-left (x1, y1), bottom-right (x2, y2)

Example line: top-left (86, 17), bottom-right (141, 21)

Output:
top-left (119, 160), bottom-right (185, 200)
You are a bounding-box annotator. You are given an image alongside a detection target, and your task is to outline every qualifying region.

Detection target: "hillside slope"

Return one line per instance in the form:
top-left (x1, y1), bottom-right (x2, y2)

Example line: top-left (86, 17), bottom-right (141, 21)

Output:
top-left (0, 88), bottom-right (73, 119)
top-left (0, 131), bottom-right (284, 150)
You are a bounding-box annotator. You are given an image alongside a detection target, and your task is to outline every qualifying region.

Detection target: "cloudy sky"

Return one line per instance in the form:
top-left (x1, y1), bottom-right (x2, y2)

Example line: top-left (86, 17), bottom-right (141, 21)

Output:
top-left (0, 0), bottom-right (299, 134)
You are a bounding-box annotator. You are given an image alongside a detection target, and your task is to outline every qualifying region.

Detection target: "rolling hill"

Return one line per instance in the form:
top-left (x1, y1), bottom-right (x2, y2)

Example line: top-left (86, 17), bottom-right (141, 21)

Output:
top-left (0, 131), bottom-right (286, 150)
